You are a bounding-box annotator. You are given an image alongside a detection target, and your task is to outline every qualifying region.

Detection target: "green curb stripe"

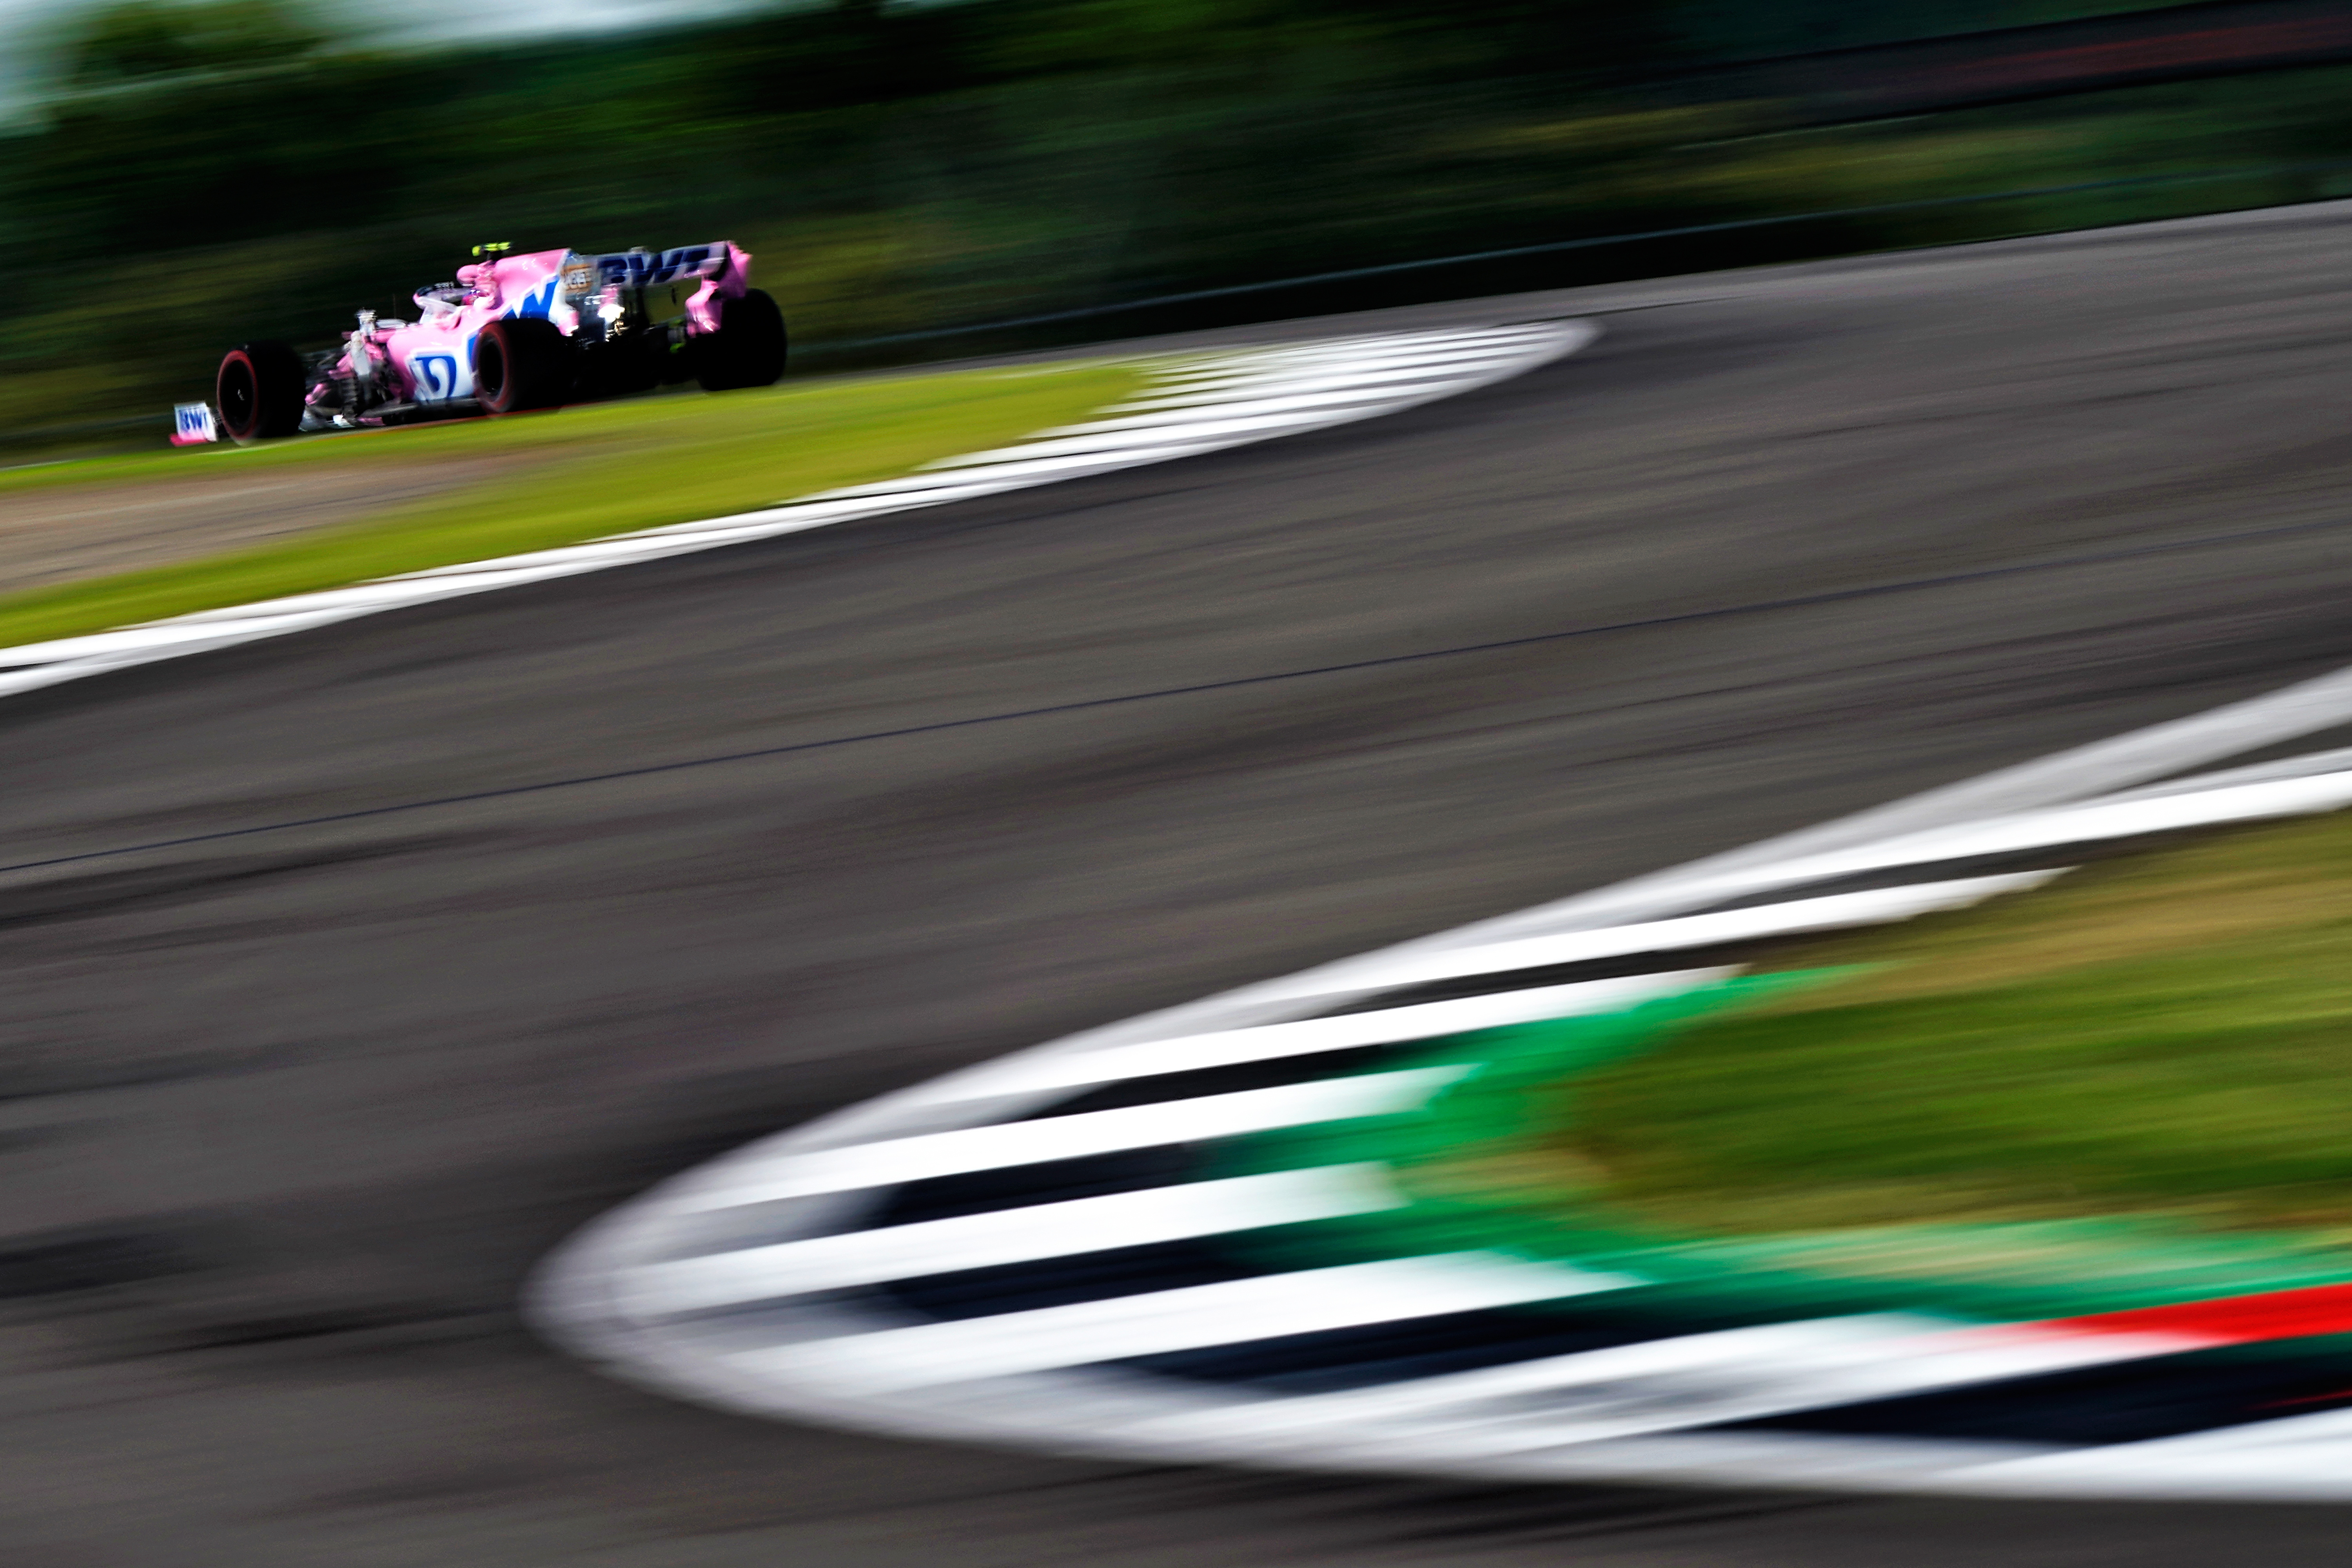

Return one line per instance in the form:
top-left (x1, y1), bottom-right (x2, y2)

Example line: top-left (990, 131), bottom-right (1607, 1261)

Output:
top-left (1220, 972), bottom-right (2352, 1325)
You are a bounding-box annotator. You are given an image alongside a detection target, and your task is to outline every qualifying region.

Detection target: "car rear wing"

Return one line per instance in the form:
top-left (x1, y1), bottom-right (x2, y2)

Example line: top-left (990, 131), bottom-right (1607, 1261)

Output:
top-left (561, 244), bottom-right (742, 301)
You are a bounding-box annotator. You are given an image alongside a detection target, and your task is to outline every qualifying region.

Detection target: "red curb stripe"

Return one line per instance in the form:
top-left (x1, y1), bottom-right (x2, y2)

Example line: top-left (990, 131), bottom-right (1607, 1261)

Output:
top-left (2037, 1281), bottom-right (2352, 1347)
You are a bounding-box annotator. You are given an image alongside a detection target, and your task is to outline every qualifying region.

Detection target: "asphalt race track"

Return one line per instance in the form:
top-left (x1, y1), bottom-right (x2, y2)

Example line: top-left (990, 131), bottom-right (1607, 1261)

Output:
top-left (10, 201), bottom-right (2352, 1565)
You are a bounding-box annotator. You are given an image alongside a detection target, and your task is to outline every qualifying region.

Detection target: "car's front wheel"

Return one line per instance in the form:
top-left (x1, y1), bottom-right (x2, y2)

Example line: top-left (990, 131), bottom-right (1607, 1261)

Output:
top-left (474, 318), bottom-right (575, 415)
top-left (216, 341), bottom-right (307, 443)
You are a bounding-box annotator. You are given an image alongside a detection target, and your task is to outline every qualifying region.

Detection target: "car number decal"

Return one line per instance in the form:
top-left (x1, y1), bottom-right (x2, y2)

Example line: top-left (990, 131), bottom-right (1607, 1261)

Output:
top-left (412, 352), bottom-right (463, 401)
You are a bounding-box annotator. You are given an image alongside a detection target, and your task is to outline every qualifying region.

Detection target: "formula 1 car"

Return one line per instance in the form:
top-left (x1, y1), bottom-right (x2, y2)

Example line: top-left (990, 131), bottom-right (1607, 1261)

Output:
top-left (210, 241), bottom-right (786, 443)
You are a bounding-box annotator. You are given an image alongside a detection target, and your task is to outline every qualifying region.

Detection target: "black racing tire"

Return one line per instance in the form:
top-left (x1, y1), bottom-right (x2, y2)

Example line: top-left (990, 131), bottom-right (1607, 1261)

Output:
top-left (696, 289), bottom-right (788, 392)
top-left (215, 341), bottom-right (306, 443)
top-left (474, 317), bottom-right (575, 415)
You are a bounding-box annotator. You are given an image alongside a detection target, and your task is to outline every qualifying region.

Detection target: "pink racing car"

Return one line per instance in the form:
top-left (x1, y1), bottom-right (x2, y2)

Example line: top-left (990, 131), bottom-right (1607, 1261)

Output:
top-left (210, 241), bottom-right (787, 443)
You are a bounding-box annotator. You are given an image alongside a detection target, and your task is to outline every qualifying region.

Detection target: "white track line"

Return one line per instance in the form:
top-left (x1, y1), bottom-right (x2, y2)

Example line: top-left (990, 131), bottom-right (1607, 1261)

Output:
top-left (0, 323), bottom-right (1595, 701)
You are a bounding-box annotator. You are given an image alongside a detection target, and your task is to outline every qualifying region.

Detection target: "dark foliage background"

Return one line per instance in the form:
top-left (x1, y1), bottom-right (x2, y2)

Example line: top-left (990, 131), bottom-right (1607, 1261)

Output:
top-left (5, 0), bottom-right (2352, 439)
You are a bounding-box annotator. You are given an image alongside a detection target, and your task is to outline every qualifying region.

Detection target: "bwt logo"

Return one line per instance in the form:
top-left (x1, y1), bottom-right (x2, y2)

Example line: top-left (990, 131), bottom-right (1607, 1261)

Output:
top-left (411, 353), bottom-right (463, 400)
top-left (504, 279), bottom-right (560, 321)
top-left (593, 247), bottom-right (720, 290)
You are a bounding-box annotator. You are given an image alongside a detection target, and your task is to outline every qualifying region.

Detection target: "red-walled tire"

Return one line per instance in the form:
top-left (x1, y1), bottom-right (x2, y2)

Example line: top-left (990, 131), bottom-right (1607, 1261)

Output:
top-left (474, 317), bottom-right (575, 415)
top-left (696, 289), bottom-right (788, 392)
top-left (215, 341), bottom-right (306, 443)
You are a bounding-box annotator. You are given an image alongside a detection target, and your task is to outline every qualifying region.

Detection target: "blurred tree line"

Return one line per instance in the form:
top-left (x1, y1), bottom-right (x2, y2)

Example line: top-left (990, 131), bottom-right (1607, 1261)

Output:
top-left (4, 0), bottom-right (2352, 441)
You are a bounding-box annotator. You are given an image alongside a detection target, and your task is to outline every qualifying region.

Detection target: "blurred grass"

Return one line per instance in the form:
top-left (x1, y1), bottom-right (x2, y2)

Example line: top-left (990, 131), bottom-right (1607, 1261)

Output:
top-left (0, 358), bottom-right (1142, 650)
top-left (1554, 808), bottom-right (2352, 1237)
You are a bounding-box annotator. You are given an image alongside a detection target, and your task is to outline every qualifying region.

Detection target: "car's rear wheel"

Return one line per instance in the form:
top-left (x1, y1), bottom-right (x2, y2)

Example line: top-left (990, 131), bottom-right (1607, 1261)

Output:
top-left (215, 342), bottom-right (307, 443)
top-left (474, 318), bottom-right (575, 415)
top-left (696, 289), bottom-right (788, 392)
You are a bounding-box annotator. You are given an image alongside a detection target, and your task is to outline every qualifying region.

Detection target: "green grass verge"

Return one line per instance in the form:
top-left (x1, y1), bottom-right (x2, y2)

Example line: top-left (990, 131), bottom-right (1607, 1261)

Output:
top-left (0, 359), bottom-right (1144, 650)
top-left (1549, 808), bottom-right (2352, 1241)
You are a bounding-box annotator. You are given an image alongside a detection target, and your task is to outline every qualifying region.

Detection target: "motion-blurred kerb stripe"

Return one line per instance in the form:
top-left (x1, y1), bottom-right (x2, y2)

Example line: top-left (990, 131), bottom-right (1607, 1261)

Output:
top-left (537, 717), bottom-right (2352, 1495)
top-left (0, 323), bottom-right (1595, 701)
top-left (532, 338), bottom-right (2352, 1500)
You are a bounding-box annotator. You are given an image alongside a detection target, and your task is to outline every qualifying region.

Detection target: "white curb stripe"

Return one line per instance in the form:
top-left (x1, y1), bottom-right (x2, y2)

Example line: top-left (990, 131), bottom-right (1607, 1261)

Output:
top-left (624, 1164), bottom-right (1406, 1315)
top-left (2090, 744), bottom-right (2352, 804)
top-left (1040, 387), bottom-right (1456, 431)
top-left (907, 971), bottom-right (1726, 1109)
top-left (1495, 659), bottom-right (2352, 942)
top-left (675, 1065), bottom-right (1470, 1213)
top-left (1647, 767), bottom-right (2352, 913)
top-left (1115, 1316), bottom-right (2197, 1454)
top-left (732, 1252), bottom-right (1637, 1396)
top-left (1251, 872), bottom-right (2058, 1002)
top-left (1956, 1406), bottom-right (2352, 1497)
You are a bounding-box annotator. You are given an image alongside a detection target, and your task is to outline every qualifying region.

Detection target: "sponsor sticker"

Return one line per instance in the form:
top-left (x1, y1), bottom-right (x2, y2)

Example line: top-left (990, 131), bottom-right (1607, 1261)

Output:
top-left (170, 402), bottom-right (219, 445)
